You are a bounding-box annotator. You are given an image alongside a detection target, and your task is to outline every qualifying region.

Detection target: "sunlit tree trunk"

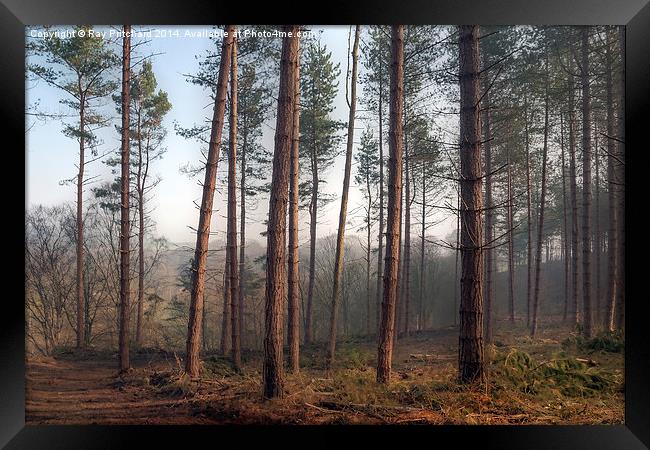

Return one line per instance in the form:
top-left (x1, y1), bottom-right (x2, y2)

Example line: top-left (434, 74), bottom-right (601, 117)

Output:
top-left (377, 25), bottom-right (404, 385)
top-left (263, 26), bottom-right (299, 399)
top-left (185, 26), bottom-right (235, 378)
top-left (375, 56), bottom-right (385, 336)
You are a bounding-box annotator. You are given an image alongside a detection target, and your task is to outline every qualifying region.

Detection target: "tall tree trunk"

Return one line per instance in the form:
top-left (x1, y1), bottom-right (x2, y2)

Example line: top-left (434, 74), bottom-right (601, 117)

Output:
top-left (458, 25), bottom-right (485, 384)
top-left (227, 37), bottom-right (241, 371)
top-left (327, 25), bottom-right (360, 370)
top-left (530, 43), bottom-right (550, 338)
top-left (375, 55), bottom-right (385, 336)
top-left (507, 139), bottom-right (515, 325)
top-left (568, 59), bottom-right (580, 327)
top-left (580, 26), bottom-right (593, 339)
top-left (135, 121), bottom-right (145, 348)
top-left (419, 162), bottom-right (426, 331)
top-left (305, 147), bottom-right (318, 344)
top-left (594, 125), bottom-right (601, 328)
top-left (239, 121), bottom-right (247, 349)
top-left (604, 29), bottom-right (618, 332)
top-left (263, 26), bottom-right (299, 399)
top-left (402, 121), bottom-right (411, 337)
top-left (118, 25), bottom-right (132, 373)
top-left (482, 86), bottom-right (494, 343)
top-left (615, 26), bottom-right (625, 331)
top-left (185, 26), bottom-right (234, 378)
top-left (76, 93), bottom-right (85, 349)
top-left (524, 95), bottom-right (533, 328)
top-left (454, 190), bottom-right (460, 327)
top-left (561, 114), bottom-right (570, 323)
top-left (366, 173), bottom-right (372, 335)
top-left (376, 25), bottom-right (404, 385)
top-left (287, 41), bottom-right (301, 373)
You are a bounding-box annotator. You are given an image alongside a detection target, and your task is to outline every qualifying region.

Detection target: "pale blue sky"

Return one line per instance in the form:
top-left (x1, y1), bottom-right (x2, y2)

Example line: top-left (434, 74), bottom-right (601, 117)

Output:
top-left (26, 25), bottom-right (456, 246)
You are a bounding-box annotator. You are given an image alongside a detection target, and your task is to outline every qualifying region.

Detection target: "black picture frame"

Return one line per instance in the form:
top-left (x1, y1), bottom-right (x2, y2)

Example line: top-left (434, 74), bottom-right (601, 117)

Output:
top-left (3, 0), bottom-right (648, 447)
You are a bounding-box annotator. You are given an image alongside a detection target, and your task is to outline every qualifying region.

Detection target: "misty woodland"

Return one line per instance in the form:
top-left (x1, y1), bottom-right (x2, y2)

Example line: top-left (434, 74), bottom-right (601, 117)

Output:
top-left (25, 25), bottom-right (625, 425)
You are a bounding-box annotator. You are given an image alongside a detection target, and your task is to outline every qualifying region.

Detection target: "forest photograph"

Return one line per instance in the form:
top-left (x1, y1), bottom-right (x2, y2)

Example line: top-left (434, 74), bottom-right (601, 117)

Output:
top-left (24, 24), bottom-right (625, 425)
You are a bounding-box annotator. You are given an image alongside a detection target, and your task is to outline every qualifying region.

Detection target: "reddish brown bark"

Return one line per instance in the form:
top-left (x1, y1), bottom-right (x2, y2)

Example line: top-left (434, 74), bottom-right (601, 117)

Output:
top-left (263, 26), bottom-right (299, 399)
top-left (227, 37), bottom-right (241, 370)
top-left (118, 25), bottom-right (132, 374)
top-left (376, 25), bottom-right (404, 385)
top-left (185, 26), bottom-right (235, 378)
top-left (287, 38), bottom-right (301, 374)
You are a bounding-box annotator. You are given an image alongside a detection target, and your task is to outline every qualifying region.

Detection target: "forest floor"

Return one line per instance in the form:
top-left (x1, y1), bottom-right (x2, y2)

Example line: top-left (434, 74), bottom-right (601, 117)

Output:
top-left (26, 319), bottom-right (624, 425)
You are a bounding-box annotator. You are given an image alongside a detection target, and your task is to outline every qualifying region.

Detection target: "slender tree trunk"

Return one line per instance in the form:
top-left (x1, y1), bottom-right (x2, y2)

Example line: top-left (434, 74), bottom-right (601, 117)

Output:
top-left (375, 56), bottom-right (384, 336)
top-left (605, 29), bottom-right (618, 332)
top-left (454, 190), bottom-right (460, 327)
top-left (580, 26), bottom-right (593, 339)
top-left (568, 60), bottom-right (580, 327)
top-left (305, 149), bottom-right (318, 345)
top-left (507, 139), bottom-right (515, 325)
top-left (419, 162), bottom-right (426, 331)
top-left (118, 25), bottom-right (132, 373)
top-left (227, 38), bottom-right (241, 371)
top-left (76, 93), bottom-right (85, 349)
top-left (615, 26), bottom-right (625, 331)
top-left (458, 25), bottom-right (485, 384)
top-left (287, 41), bottom-right (301, 373)
top-left (377, 25), bottom-right (404, 385)
top-left (561, 114), bottom-right (570, 323)
top-left (135, 140), bottom-right (145, 347)
top-left (482, 86), bottom-right (494, 343)
top-left (594, 125), bottom-right (601, 328)
top-left (263, 27), bottom-right (299, 399)
top-left (524, 95), bottom-right (533, 328)
top-left (185, 26), bottom-right (234, 378)
top-left (403, 123), bottom-right (411, 337)
top-left (365, 169), bottom-right (373, 336)
top-left (221, 258), bottom-right (230, 355)
top-left (531, 44), bottom-right (550, 338)
top-left (239, 123), bottom-right (247, 348)
top-left (327, 26), bottom-right (360, 370)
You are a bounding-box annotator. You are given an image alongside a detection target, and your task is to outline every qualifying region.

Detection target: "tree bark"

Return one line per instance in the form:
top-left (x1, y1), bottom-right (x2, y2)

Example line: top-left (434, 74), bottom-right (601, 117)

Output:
top-left (239, 117), bottom-right (247, 348)
top-left (304, 140), bottom-right (318, 344)
top-left (375, 54), bottom-right (385, 336)
top-left (135, 110), bottom-right (145, 348)
top-left (326, 26), bottom-right (360, 370)
top-left (221, 257), bottom-right (230, 355)
top-left (506, 137), bottom-right (515, 325)
top-left (561, 114), bottom-right (570, 323)
top-left (580, 26), bottom-right (593, 339)
top-left (185, 26), bottom-right (234, 378)
top-left (118, 25), bottom-right (132, 373)
top-left (76, 94), bottom-right (85, 349)
top-left (403, 123), bottom-right (411, 338)
top-left (287, 39), bottom-right (301, 373)
top-left (227, 37), bottom-right (241, 371)
top-left (615, 26), bottom-right (625, 331)
top-left (263, 26), bottom-right (299, 399)
top-left (530, 43), bottom-right (550, 338)
top-left (568, 57), bottom-right (580, 327)
top-left (419, 162), bottom-right (426, 331)
top-left (482, 85), bottom-right (494, 343)
top-left (524, 95), bottom-right (533, 328)
top-left (457, 25), bottom-right (485, 384)
top-left (604, 29), bottom-right (618, 332)
top-left (377, 25), bottom-right (404, 385)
